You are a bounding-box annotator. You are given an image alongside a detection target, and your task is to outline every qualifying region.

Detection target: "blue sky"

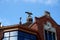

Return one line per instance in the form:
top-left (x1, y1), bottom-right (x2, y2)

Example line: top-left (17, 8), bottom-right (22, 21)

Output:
top-left (0, 0), bottom-right (60, 26)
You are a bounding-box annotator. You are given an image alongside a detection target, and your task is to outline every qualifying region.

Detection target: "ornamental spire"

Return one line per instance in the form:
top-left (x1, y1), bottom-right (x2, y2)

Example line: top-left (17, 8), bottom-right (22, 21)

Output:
top-left (19, 17), bottom-right (22, 25)
top-left (25, 12), bottom-right (33, 23)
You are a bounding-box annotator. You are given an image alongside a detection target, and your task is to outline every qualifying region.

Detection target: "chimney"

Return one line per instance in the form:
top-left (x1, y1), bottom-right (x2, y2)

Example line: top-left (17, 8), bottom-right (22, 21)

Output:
top-left (0, 22), bottom-right (2, 27)
top-left (44, 11), bottom-right (50, 17)
top-left (25, 12), bottom-right (33, 23)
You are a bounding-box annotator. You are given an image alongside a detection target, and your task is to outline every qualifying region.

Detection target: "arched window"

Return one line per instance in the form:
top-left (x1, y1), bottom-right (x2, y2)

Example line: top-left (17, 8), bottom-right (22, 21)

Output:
top-left (44, 21), bottom-right (57, 40)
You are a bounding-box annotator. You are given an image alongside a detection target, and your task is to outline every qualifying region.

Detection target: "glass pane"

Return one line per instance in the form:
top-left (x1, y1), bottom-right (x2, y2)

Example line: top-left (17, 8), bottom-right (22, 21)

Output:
top-left (10, 31), bottom-right (18, 36)
top-left (24, 38), bottom-right (30, 40)
top-left (4, 32), bottom-right (9, 37)
top-left (45, 30), bottom-right (48, 40)
top-left (52, 33), bottom-right (55, 40)
top-left (3, 38), bottom-right (9, 40)
top-left (48, 31), bottom-right (52, 40)
top-left (18, 31), bottom-right (37, 40)
top-left (10, 36), bottom-right (17, 40)
top-left (18, 36), bottom-right (24, 40)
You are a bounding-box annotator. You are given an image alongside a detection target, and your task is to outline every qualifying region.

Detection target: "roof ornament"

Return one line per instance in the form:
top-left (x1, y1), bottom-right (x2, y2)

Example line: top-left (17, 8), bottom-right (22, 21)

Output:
top-left (44, 11), bottom-right (50, 17)
top-left (25, 12), bottom-right (33, 23)
top-left (25, 12), bottom-right (32, 17)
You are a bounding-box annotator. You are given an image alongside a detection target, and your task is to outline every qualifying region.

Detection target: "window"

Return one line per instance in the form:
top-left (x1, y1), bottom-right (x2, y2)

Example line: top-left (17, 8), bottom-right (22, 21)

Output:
top-left (3, 38), bottom-right (9, 40)
top-left (18, 31), bottom-right (37, 40)
top-left (10, 31), bottom-right (18, 36)
top-left (10, 36), bottom-right (17, 40)
top-left (3, 30), bottom-right (37, 40)
top-left (4, 32), bottom-right (9, 37)
top-left (44, 21), bottom-right (57, 40)
top-left (3, 31), bottom-right (18, 40)
top-left (44, 30), bottom-right (56, 40)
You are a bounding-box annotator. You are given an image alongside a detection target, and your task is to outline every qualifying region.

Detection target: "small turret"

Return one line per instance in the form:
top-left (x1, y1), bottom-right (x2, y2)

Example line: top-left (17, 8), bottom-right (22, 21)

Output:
top-left (25, 12), bottom-right (33, 23)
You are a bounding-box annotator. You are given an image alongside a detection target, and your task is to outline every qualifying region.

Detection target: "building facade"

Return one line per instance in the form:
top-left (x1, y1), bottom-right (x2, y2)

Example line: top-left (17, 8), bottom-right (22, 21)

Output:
top-left (0, 11), bottom-right (60, 40)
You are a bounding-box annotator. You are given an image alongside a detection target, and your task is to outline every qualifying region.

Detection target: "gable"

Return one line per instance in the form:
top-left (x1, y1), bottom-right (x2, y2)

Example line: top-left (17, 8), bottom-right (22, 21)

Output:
top-left (30, 14), bottom-right (59, 32)
top-left (35, 15), bottom-right (59, 28)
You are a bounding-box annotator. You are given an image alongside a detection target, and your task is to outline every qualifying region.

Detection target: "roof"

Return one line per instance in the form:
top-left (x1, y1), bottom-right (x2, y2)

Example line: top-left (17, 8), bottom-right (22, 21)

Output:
top-left (0, 12), bottom-right (60, 40)
top-left (0, 12), bottom-right (60, 31)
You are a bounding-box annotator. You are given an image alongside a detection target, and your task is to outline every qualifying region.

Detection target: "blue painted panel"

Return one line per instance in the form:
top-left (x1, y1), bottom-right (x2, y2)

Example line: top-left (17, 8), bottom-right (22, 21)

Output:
top-left (18, 30), bottom-right (37, 40)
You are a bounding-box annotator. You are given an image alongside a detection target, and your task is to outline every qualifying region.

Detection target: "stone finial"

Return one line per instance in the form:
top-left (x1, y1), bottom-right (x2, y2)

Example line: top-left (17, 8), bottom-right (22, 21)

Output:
top-left (44, 11), bottom-right (50, 17)
top-left (0, 22), bottom-right (2, 27)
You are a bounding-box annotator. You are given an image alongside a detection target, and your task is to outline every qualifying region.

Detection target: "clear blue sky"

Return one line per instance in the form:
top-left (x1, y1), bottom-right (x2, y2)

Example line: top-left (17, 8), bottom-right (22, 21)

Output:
top-left (0, 0), bottom-right (60, 26)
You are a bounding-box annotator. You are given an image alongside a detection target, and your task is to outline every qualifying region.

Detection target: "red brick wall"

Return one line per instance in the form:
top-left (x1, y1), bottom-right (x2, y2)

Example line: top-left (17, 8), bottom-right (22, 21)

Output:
top-left (33, 16), bottom-right (60, 40)
top-left (56, 27), bottom-right (60, 40)
top-left (0, 29), bottom-right (3, 40)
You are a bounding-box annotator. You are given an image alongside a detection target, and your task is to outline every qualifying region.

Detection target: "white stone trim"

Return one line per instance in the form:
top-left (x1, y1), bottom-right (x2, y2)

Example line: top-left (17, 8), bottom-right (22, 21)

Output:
top-left (44, 21), bottom-right (57, 40)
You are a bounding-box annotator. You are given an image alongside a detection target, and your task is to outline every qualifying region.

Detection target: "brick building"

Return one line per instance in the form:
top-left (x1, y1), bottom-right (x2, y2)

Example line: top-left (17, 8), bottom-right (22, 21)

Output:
top-left (0, 11), bottom-right (60, 40)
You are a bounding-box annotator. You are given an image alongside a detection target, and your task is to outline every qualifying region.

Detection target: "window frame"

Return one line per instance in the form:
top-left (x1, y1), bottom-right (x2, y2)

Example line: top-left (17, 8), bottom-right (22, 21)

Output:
top-left (44, 30), bottom-right (57, 40)
top-left (44, 29), bottom-right (57, 40)
top-left (44, 21), bottom-right (57, 40)
top-left (3, 30), bottom-right (37, 40)
top-left (18, 30), bottom-right (37, 40)
top-left (3, 30), bottom-right (18, 40)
